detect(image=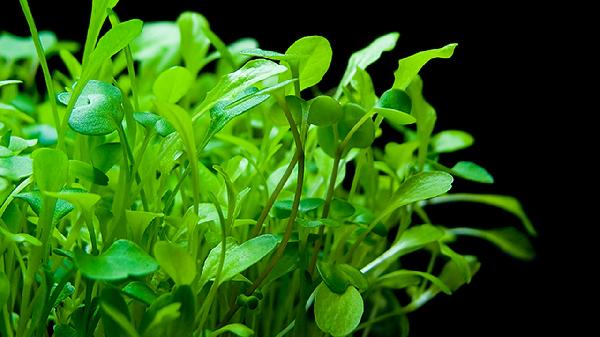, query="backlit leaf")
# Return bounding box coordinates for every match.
[314,283,363,337]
